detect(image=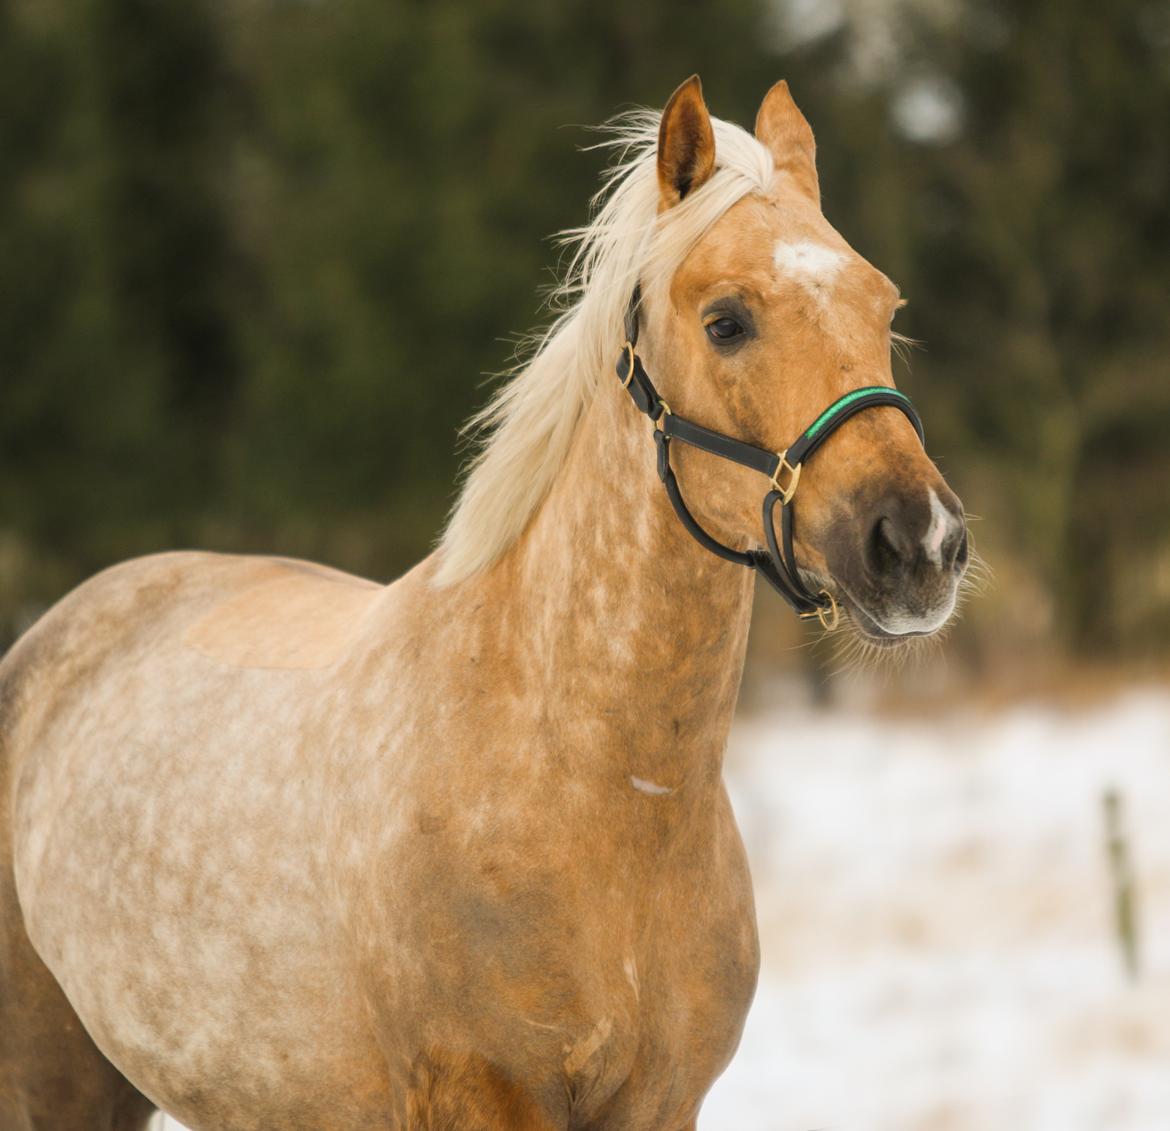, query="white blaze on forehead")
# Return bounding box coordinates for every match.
[773,239,848,296]
[923,487,954,567]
